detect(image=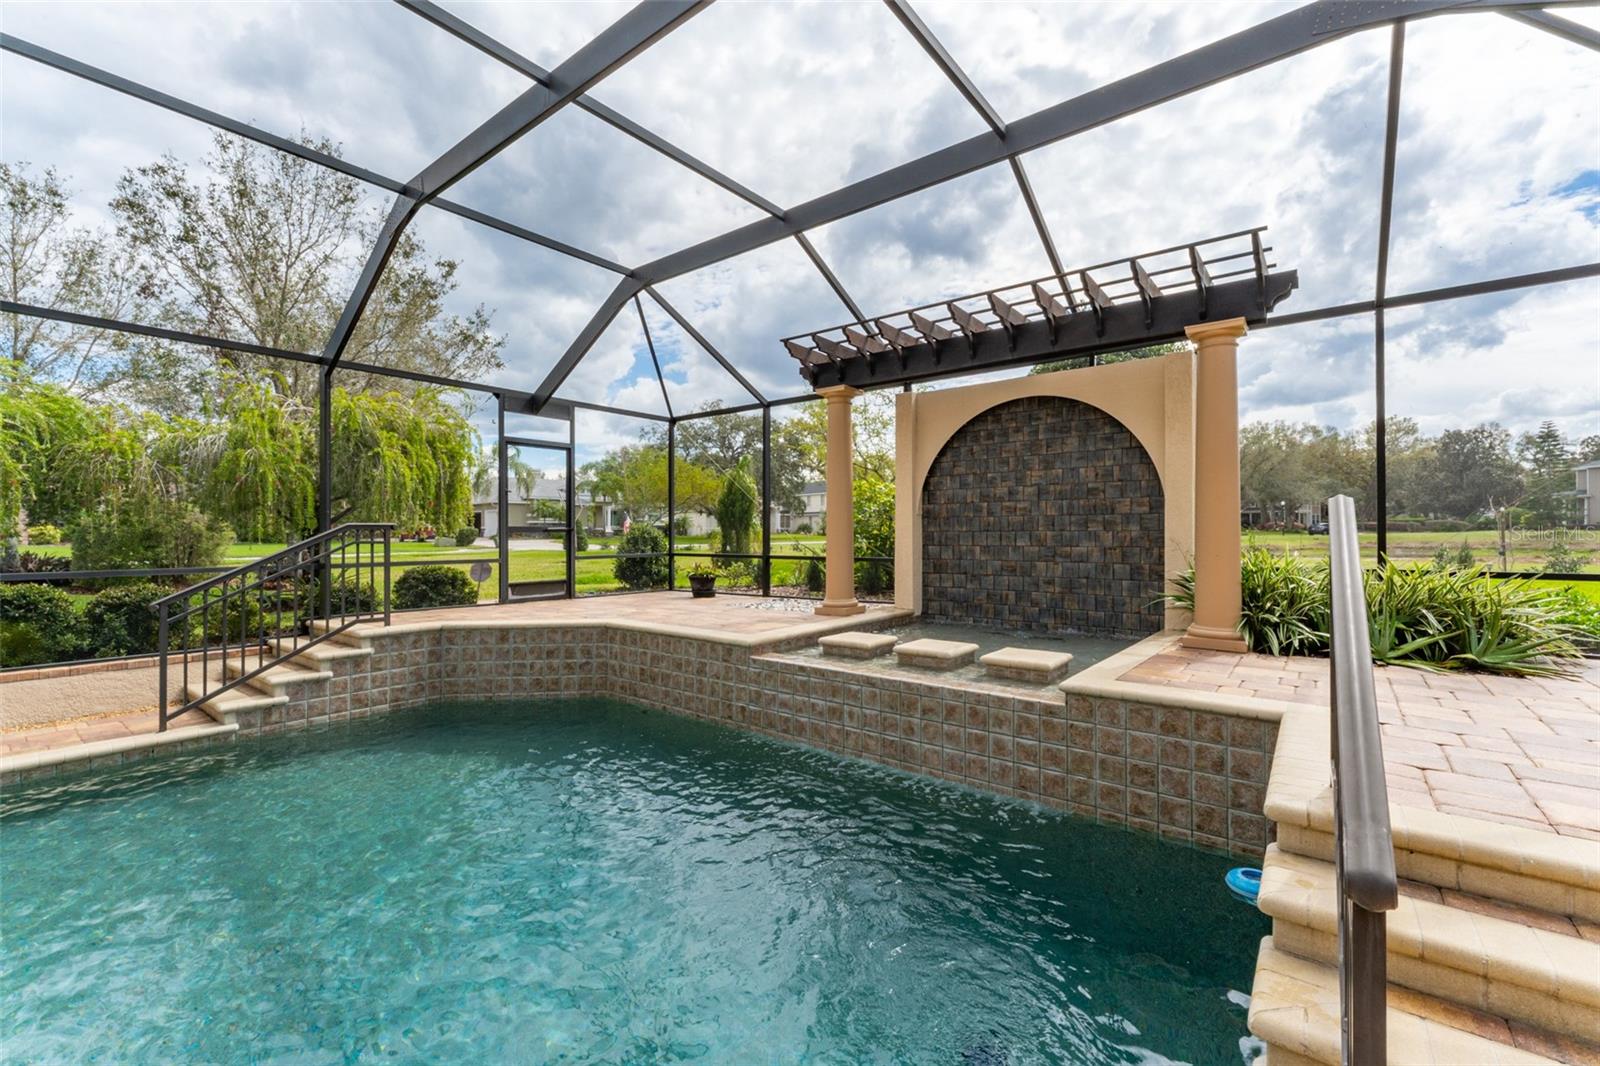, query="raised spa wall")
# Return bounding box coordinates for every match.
[6,619,1276,860]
